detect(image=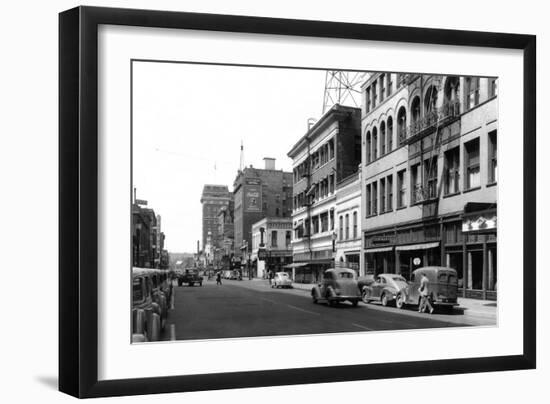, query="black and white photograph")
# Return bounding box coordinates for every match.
[131,62,499,342]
